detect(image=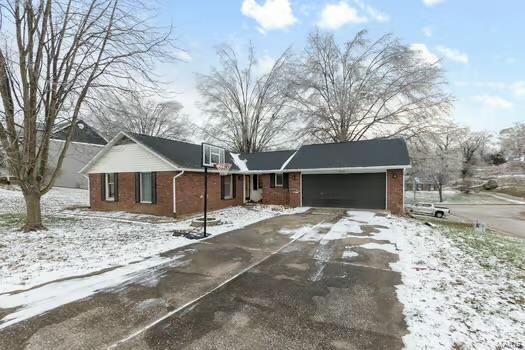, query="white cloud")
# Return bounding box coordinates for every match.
[241,0,297,32]
[423,0,444,7]
[317,1,367,29]
[511,81,525,97]
[473,95,513,109]
[174,51,192,63]
[436,46,469,64]
[410,43,439,65]
[354,0,389,22]
[422,26,432,37]
[317,1,388,30]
